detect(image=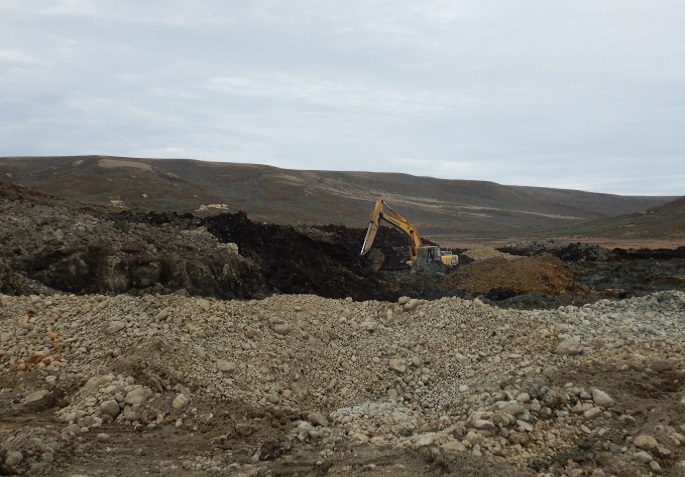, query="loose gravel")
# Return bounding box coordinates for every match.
[2,290,685,475]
